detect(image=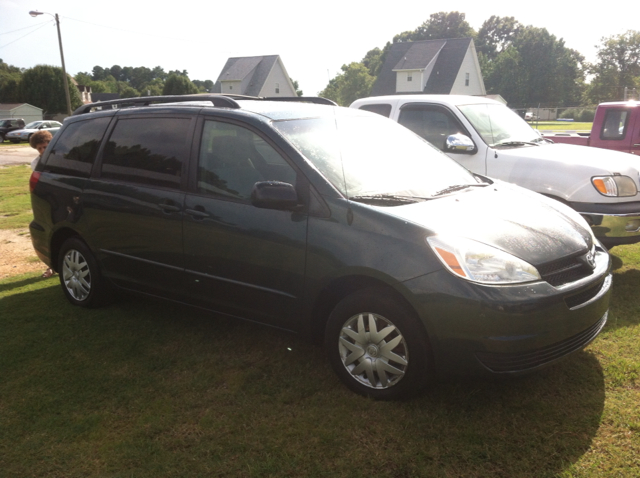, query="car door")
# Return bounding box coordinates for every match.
[182,118,307,330]
[397,103,489,175]
[83,114,194,299]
